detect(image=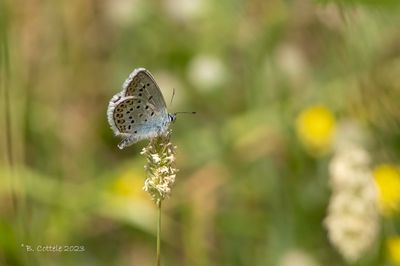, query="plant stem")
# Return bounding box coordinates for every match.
[157,200,162,266]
